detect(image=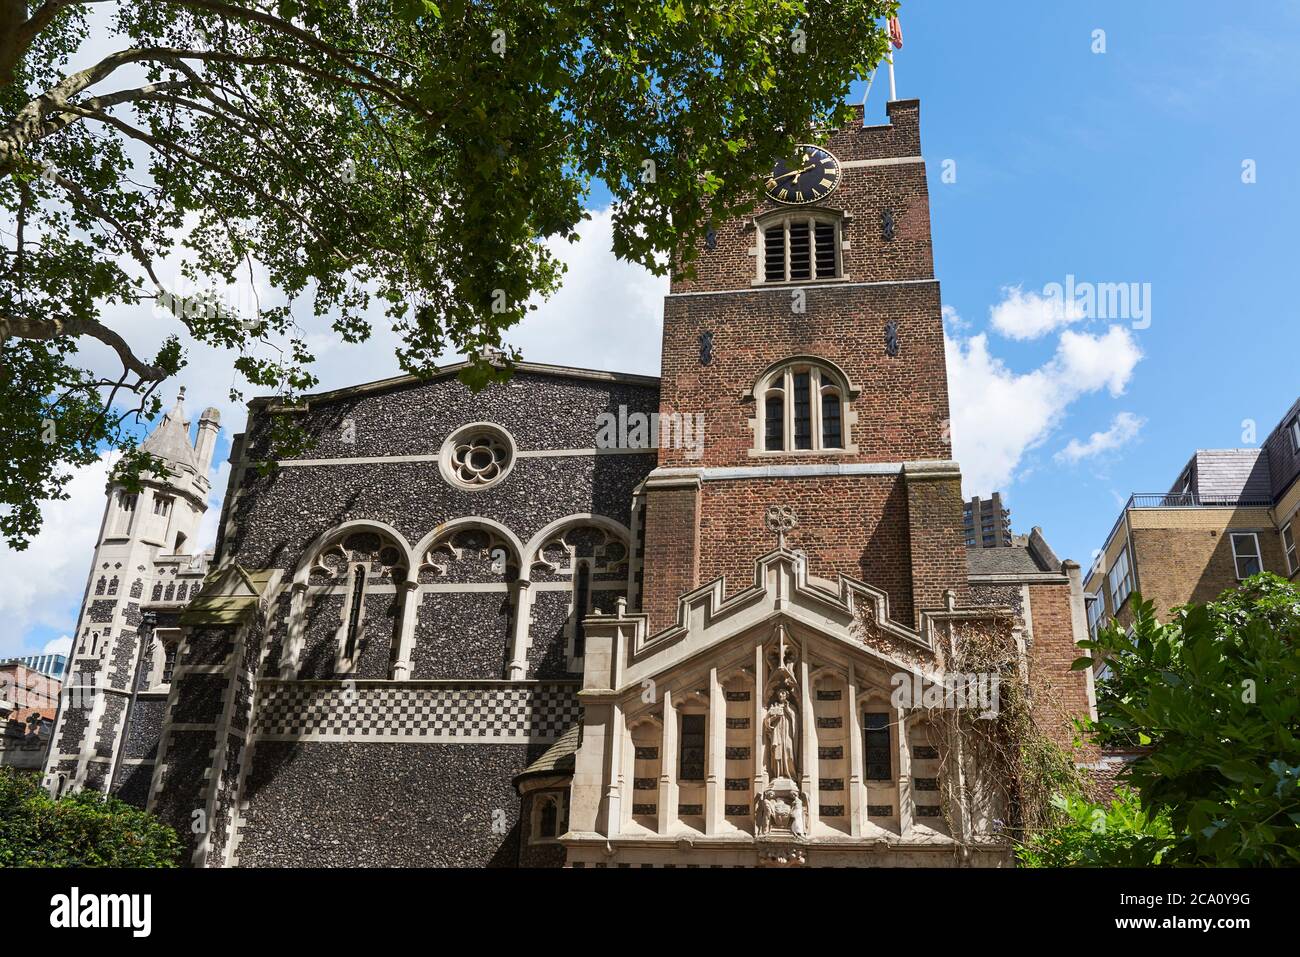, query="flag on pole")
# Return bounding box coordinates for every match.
[888,16,904,50]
